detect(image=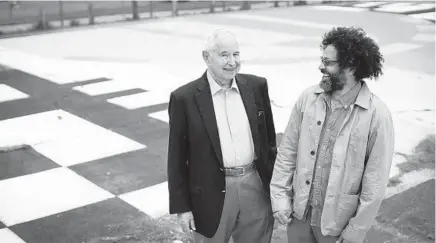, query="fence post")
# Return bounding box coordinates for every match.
[172,0,178,17]
[274,1,279,7]
[59,1,64,27]
[88,2,95,24]
[150,0,153,18]
[39,7,47,29]
[8,2,14,23]
[210,0,215,13]
[240,1,250,10]
[132,1,139,20]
